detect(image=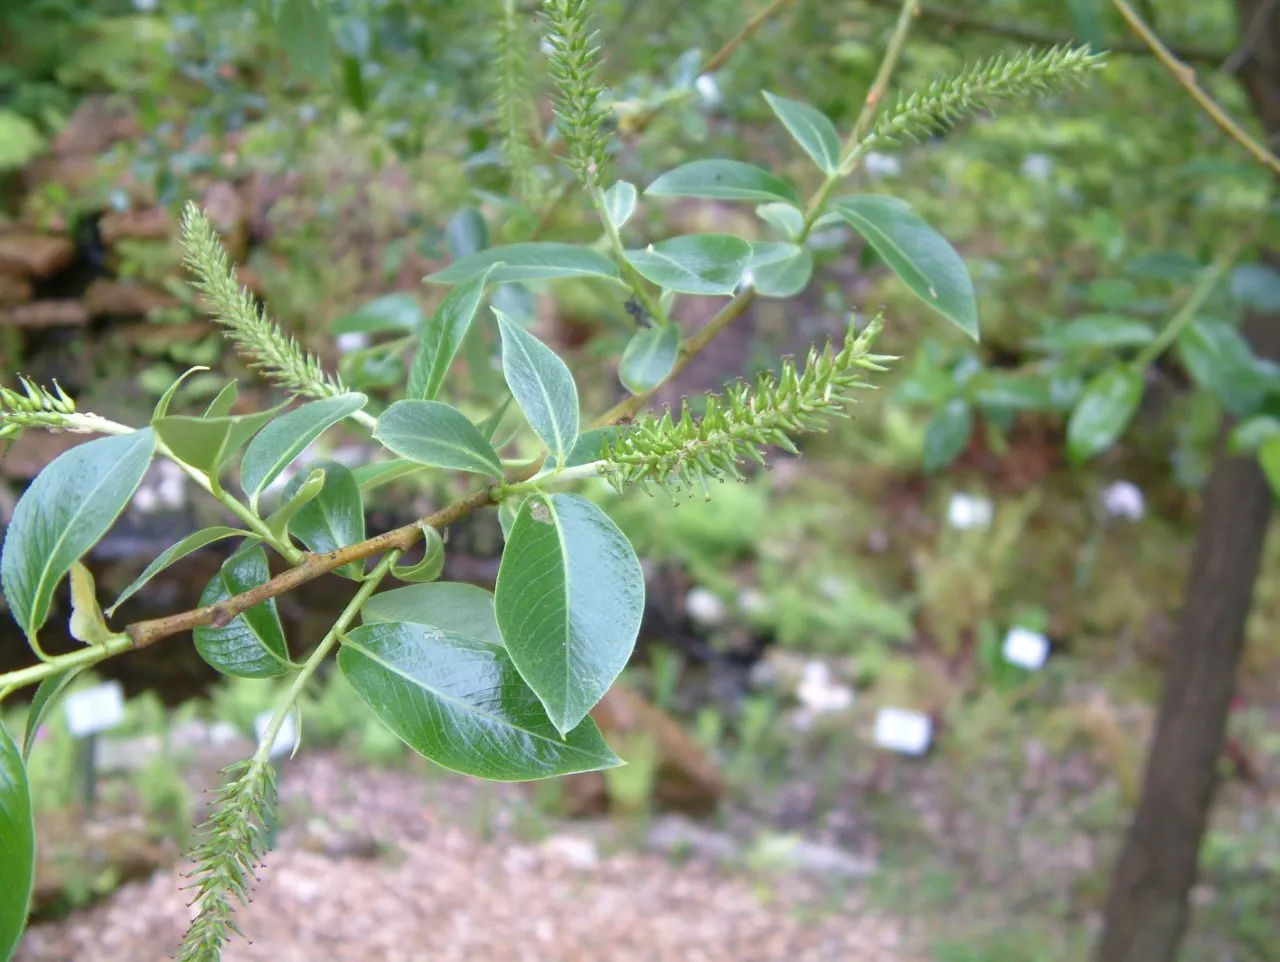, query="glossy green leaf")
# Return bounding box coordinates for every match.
[1178,319,1272,416]
[362,582,501,644]
[646,160,798,204]
[22,668,85,760]
[407,268,493,401]
[352,459,427,492]
[193,545,292,678]
[547,426,622,470]
[266,468,326,539]
[495,309,580,466]
[602,181,638,230]
[1028,315,1156,353]
[151,366,209,420]
[625,234,753,296]
[1231,263,1280,312]
[445,208,489,259]
[203,381,239,417]
[762,91,841,175]
[746,242,814,298]
[391,525,444,584]
[0,725,34,961]
[240,393,367,501]
[285,460,366,579]
[495,493,645,735]
[154,402,287,480]
[108,526,254,616]
[427,243,620,285]
[619,324,680,394]
[756,202,805,240]
[1066,367,1143,463]
[1260,438,1280,499]
[277,0,332,83]
[922,399,973,472]
[373,400,503,477]
[339,623,621,781]
[331,294,425,335]
[1,429,156,645]
[831,195,979,340]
